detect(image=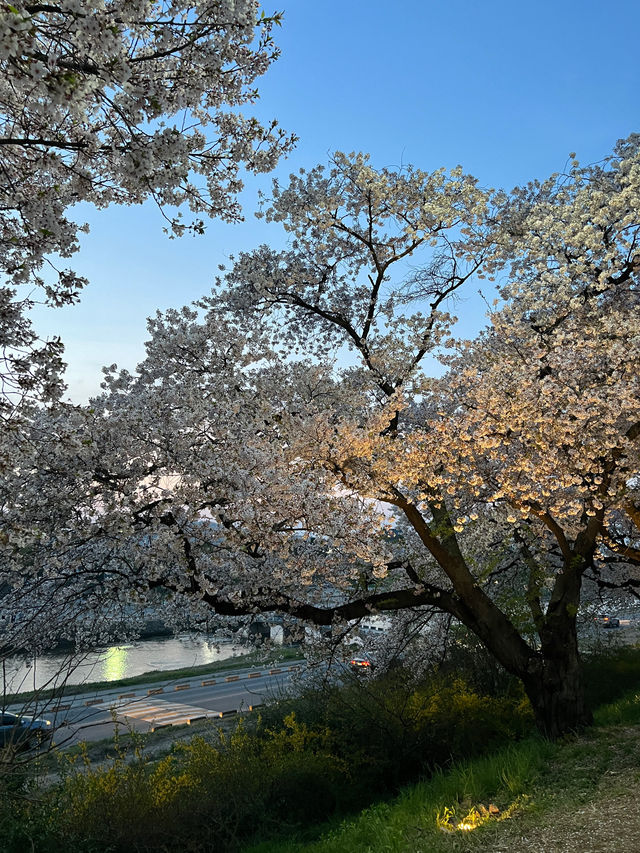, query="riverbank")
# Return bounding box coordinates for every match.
[3,649,640,853]
[3,646,302,706]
